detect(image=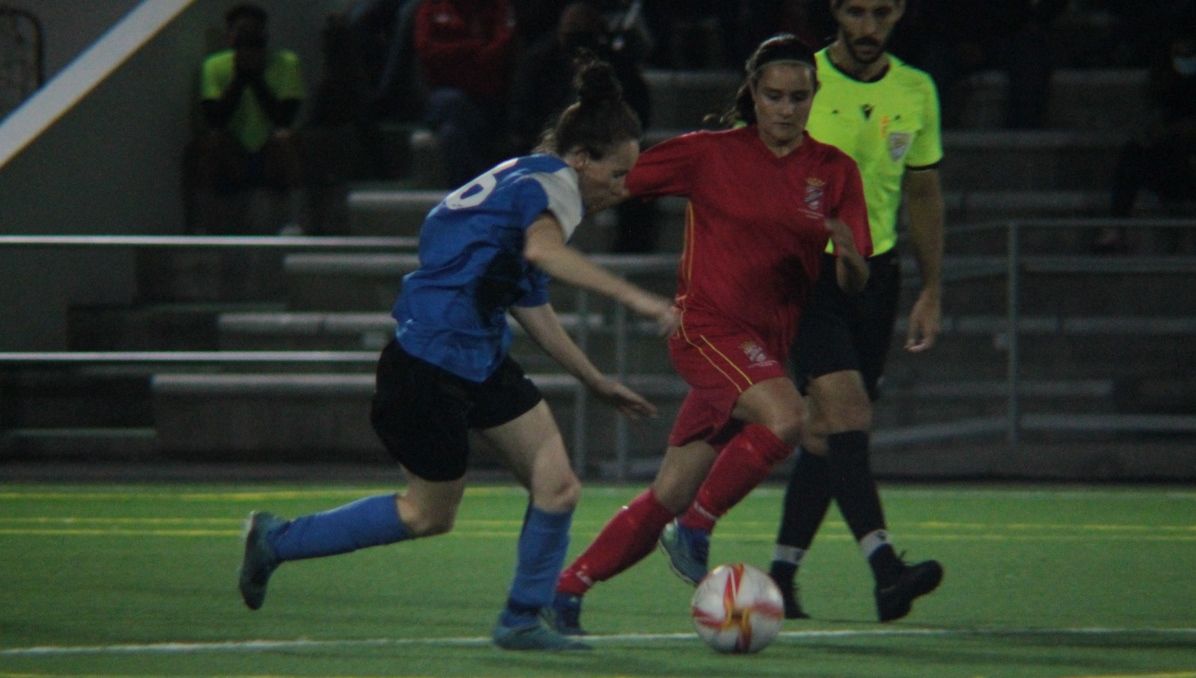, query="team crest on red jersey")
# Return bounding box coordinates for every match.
[740,340,777,368]
[800,177,825,218]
